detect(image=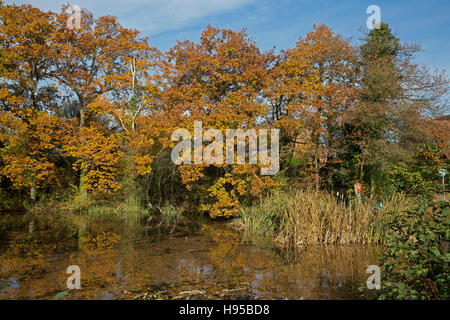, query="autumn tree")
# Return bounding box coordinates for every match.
[0,3,65,204]
[0,3,159,201]
[162,26,277,217]
[50,6,156,195]
[51,7,149,129]
[266,25,359,189]
[87,49,172,204]
[0,3,59,112]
